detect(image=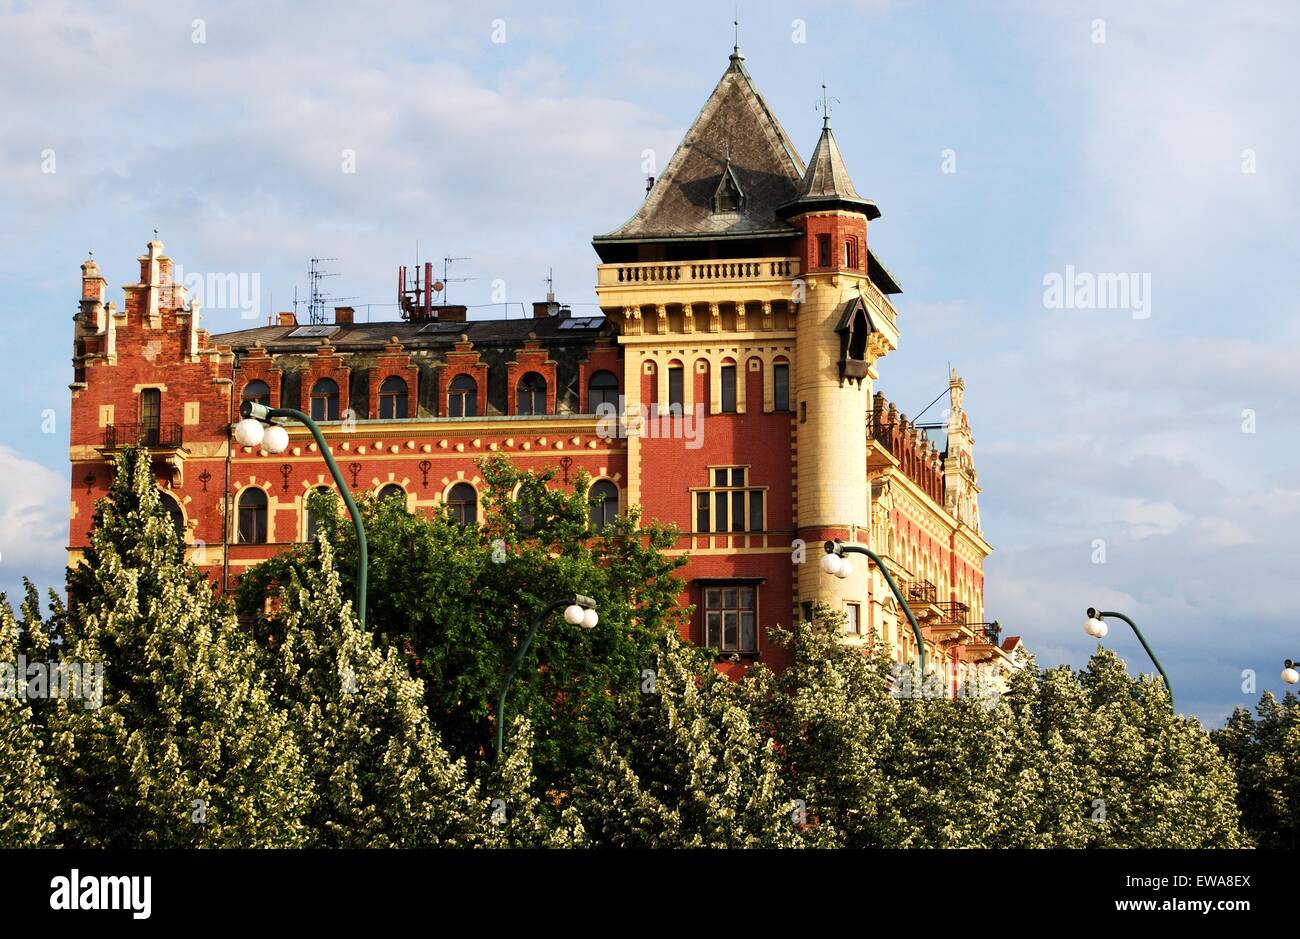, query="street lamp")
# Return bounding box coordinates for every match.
[237,400,369,631]
[822,539,926,676]
[1083,607,1174,711]
[1282,660,1299,685]
[496,593,598,760]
